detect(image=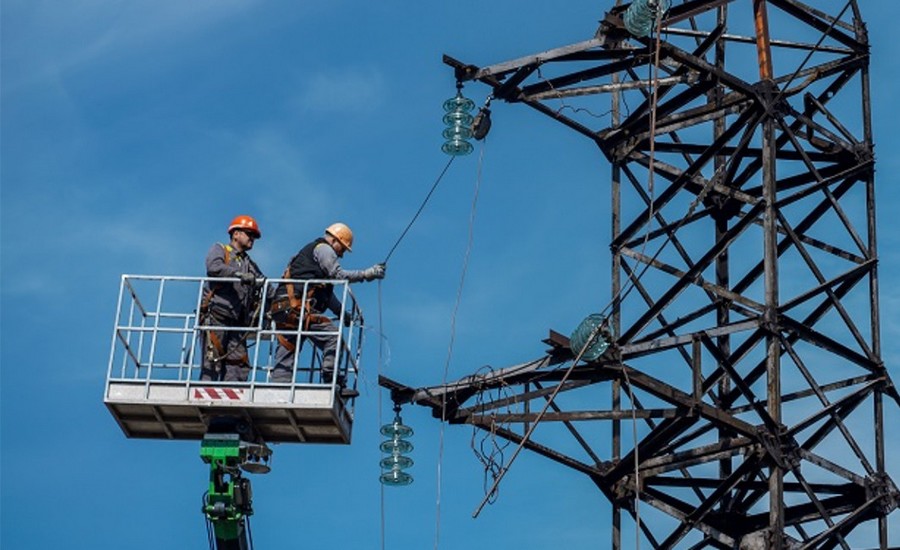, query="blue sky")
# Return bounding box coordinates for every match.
[3,1,900,549]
